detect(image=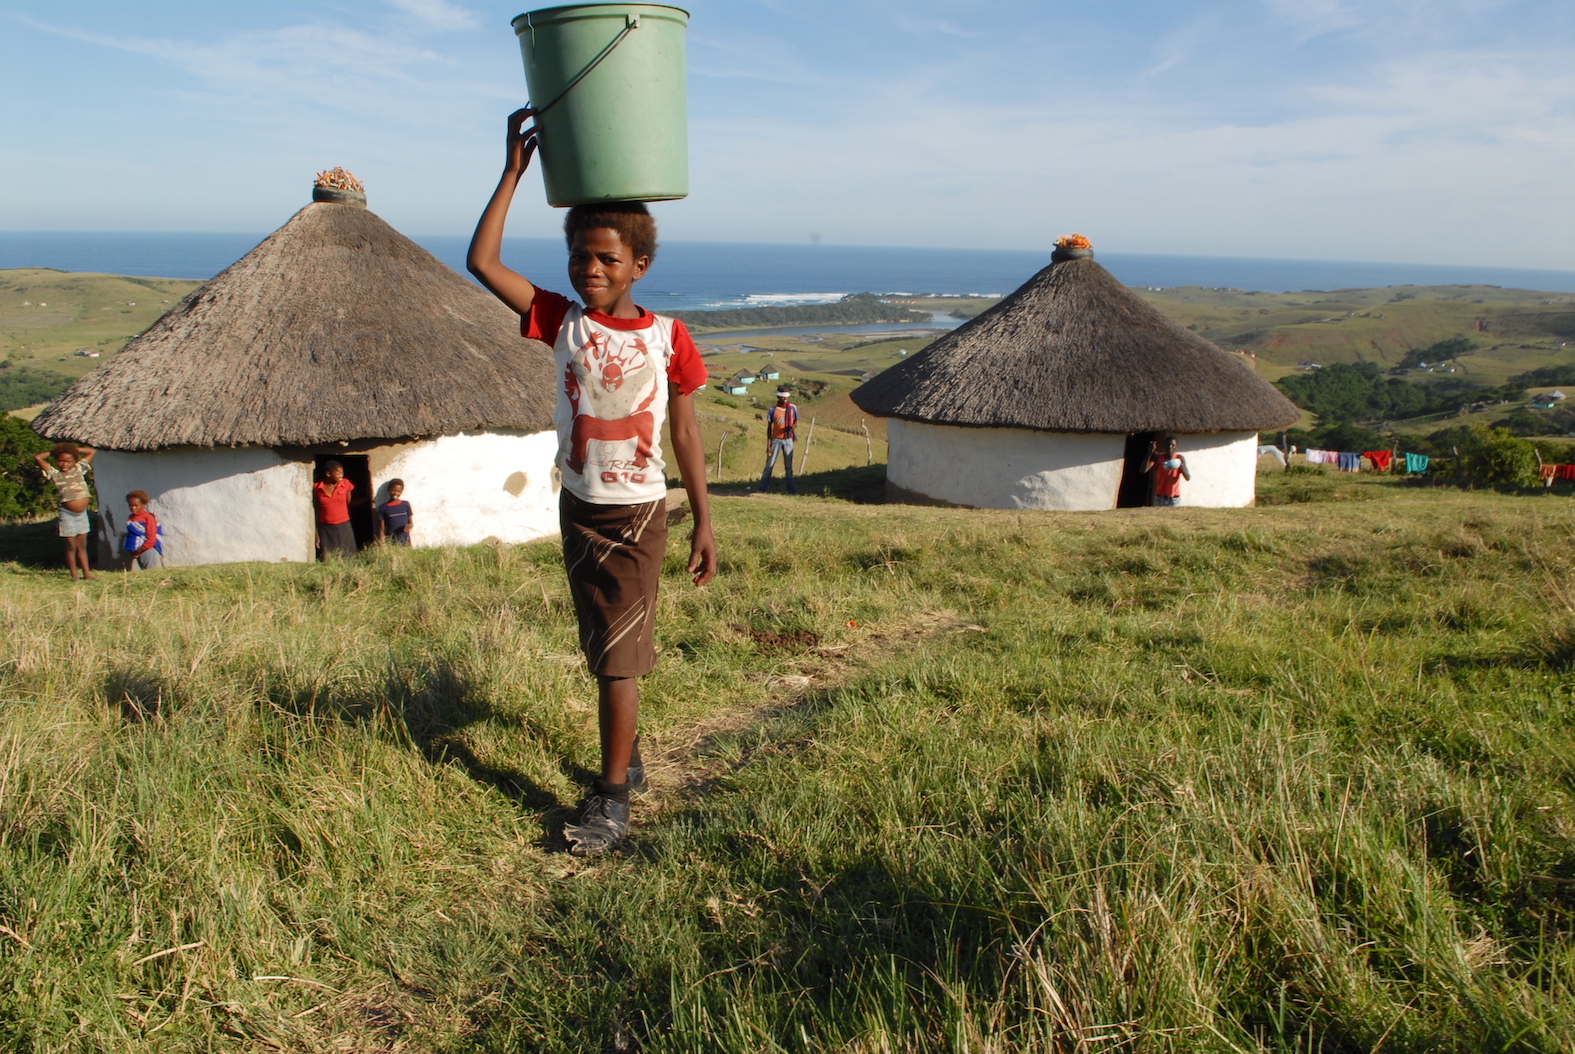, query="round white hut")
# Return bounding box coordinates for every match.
[32,181,560,567]
[850,243,1300,510]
